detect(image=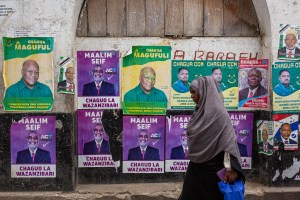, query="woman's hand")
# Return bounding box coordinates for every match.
[224,170,238,183]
